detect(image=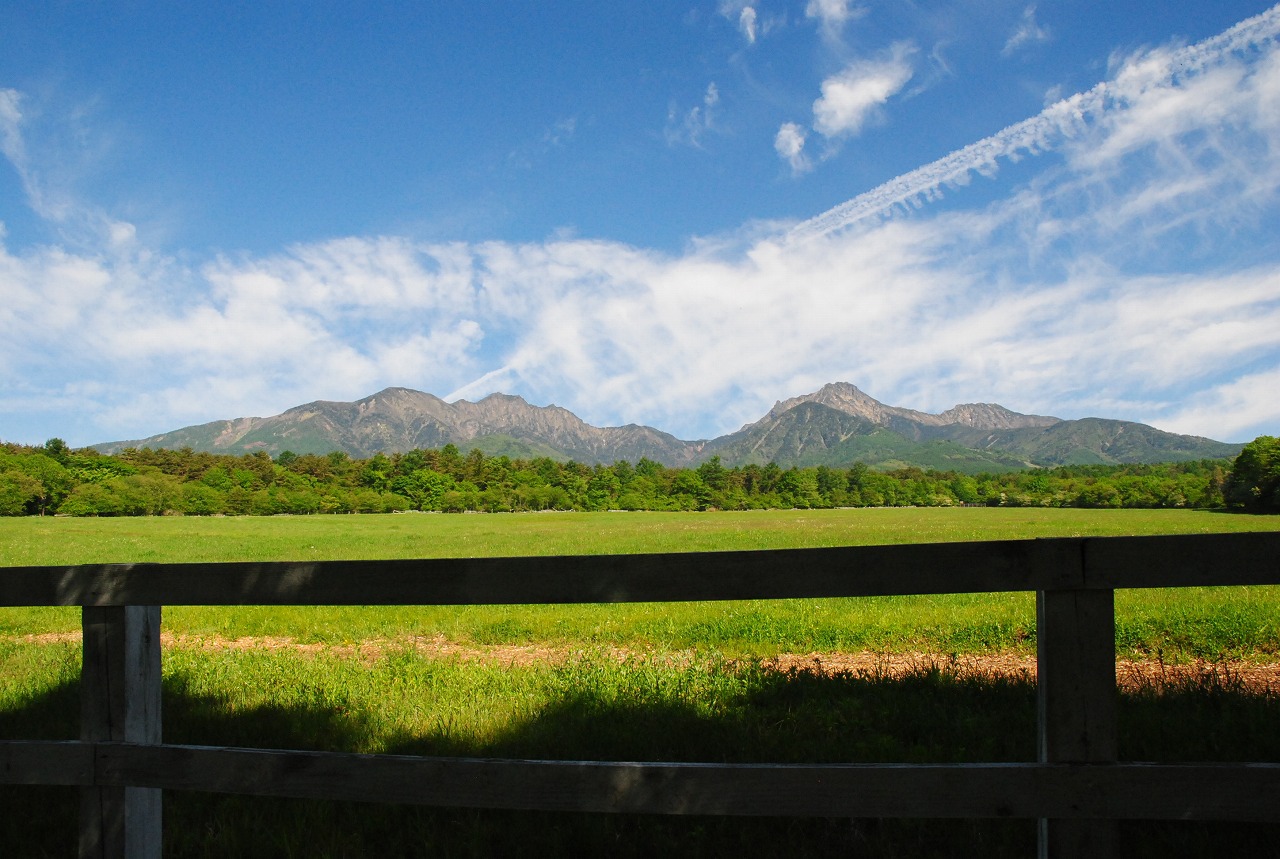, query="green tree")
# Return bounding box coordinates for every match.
[464,448,487,484]
[240,451,277,486]
[201,467,235,491]
[635,457,663,479]
[360,453,394,491]
[58,483,123,516]
[42,437,70,463]
[111,473,185,515]
[0,453,74,514]
[586,465,622,511]
[0,470,43,515]
[1225,436,1280,512]
[181,483,226,515]
[391,469,455,510]
[669,470,710,510]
